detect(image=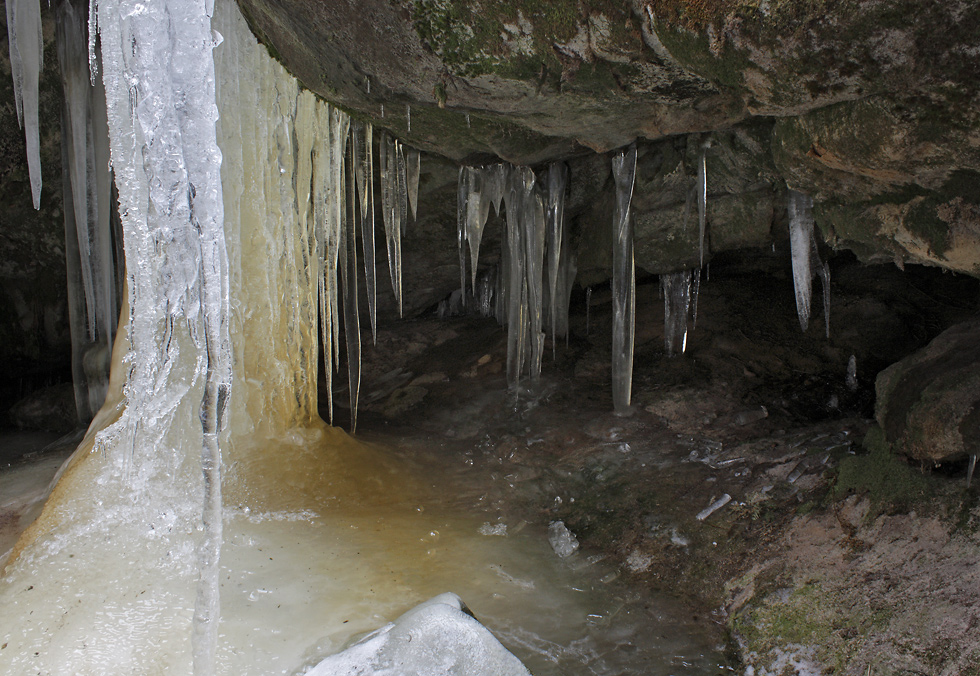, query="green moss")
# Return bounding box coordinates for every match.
[829,427,936,515]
